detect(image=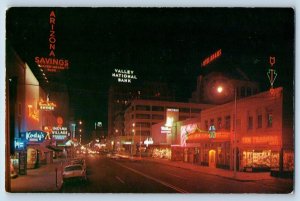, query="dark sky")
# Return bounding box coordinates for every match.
[6,7,294,131]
